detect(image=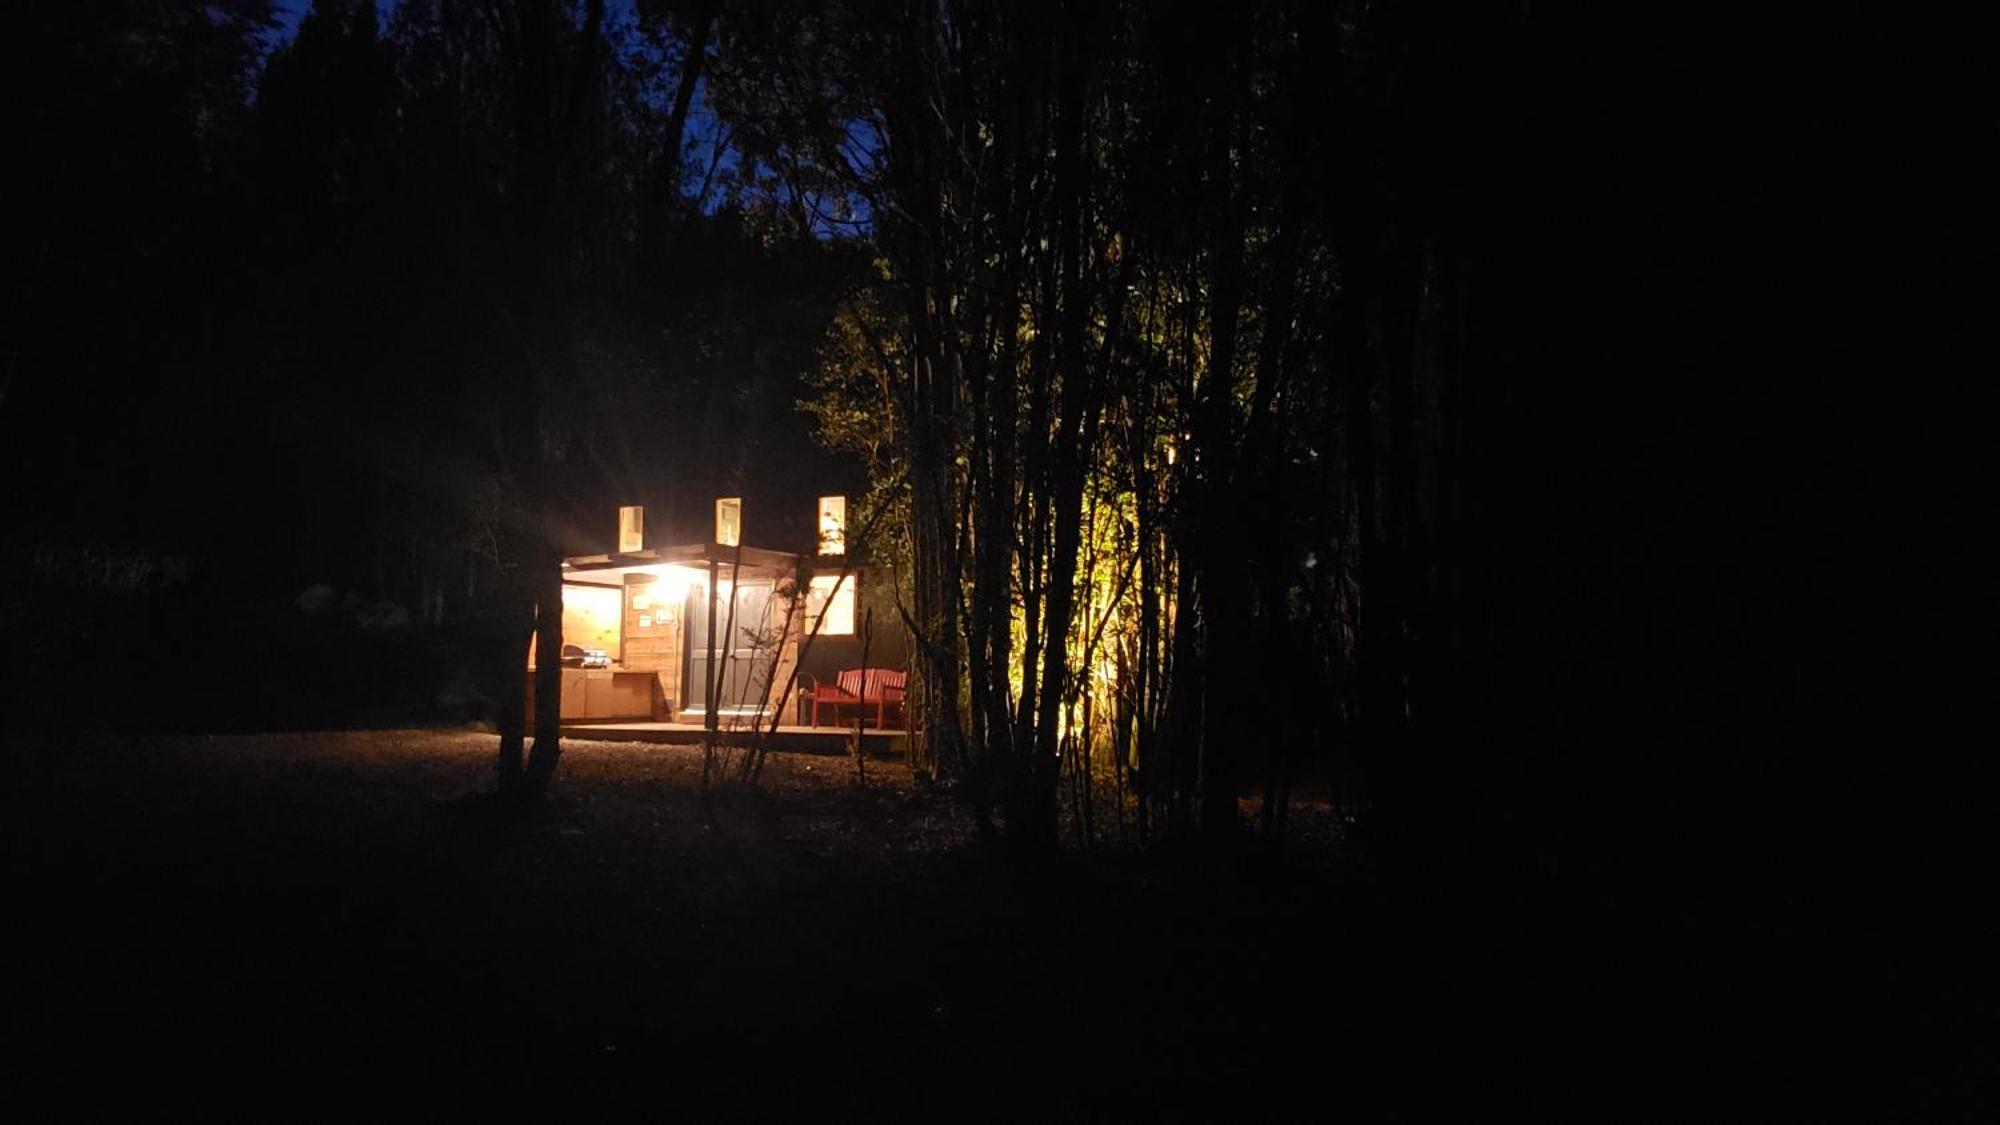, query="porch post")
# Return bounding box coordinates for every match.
[704,554,719,734]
